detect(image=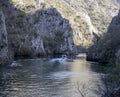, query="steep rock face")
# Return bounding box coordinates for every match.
[0,0,46,57]
[87,10,120,63]
[0,0,76,56]
[34,8,75,54]
[0,11,13,65]
[3,0,119,51]
[45,0,119,48]
[0,0,119,62]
